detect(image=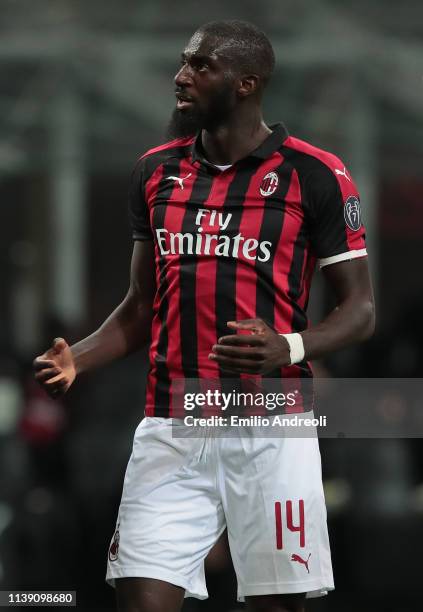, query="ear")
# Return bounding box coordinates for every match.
[237,74,260,98]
